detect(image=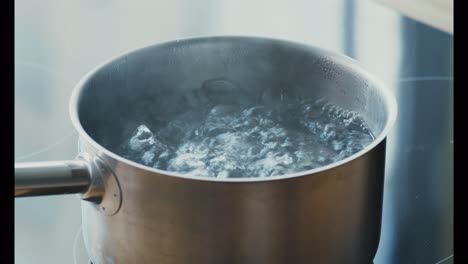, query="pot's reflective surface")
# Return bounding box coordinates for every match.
[81,141,386,264]
[72,37,394,264]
